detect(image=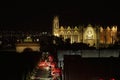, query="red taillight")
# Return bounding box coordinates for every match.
[110,78,115,80]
